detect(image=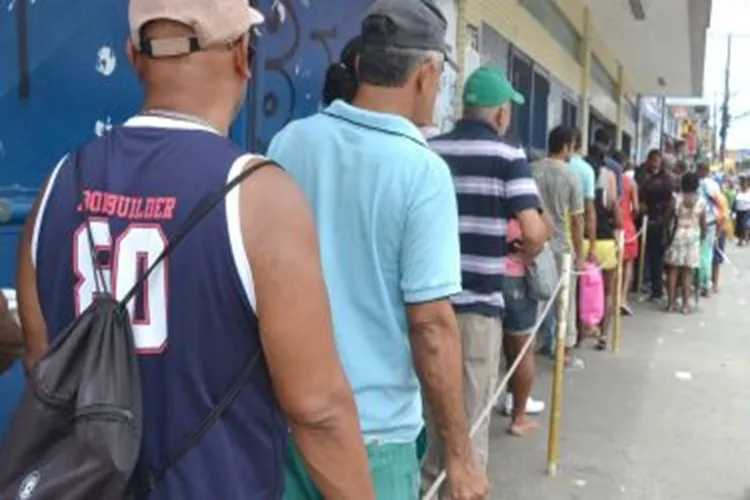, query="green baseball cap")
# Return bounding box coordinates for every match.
[463,65,525,107]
